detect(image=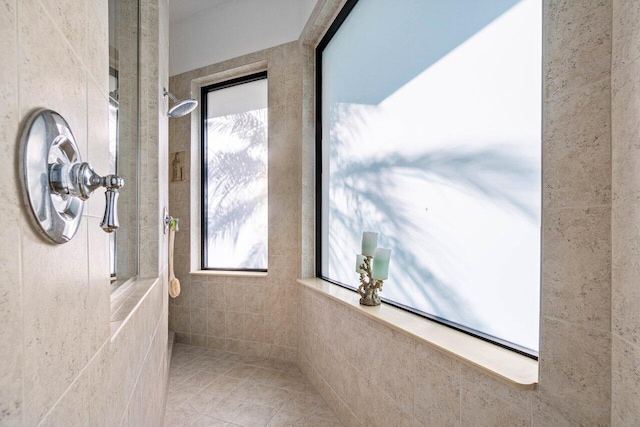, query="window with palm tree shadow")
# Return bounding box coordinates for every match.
[201,72,268,272]
[317,0,541,357]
